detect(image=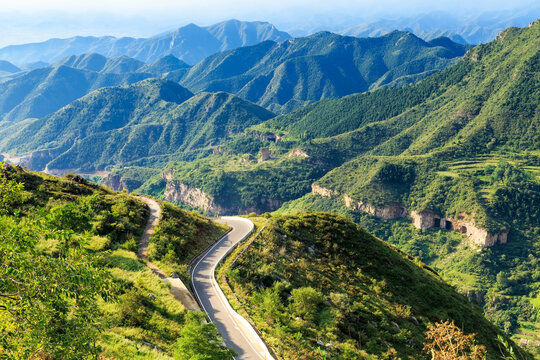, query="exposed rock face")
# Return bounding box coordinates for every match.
[20,146,67,171]
[311,184,508,248]
[312,185,406,220]
[288,149,309,158]
[411,210,509,247]
[343,194,407,220]
[311,184,338,197]
[164,181,219,215]
[104,174,129,191]
[163,180,282,215]
[259,148,271,162]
